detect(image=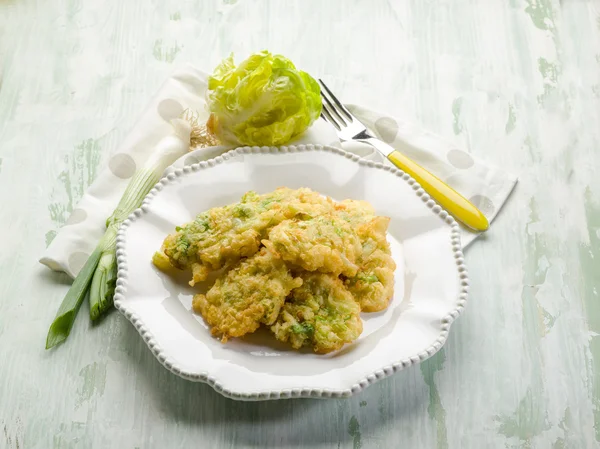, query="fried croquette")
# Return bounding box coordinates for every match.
[264,214,362,277]
[155,188,397,351]
[192,248,302,342]
[344,216,396,312]
[333,199,376,225]
[160,187,333,284]
[270,273,363,353]
[333,201,396,312]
